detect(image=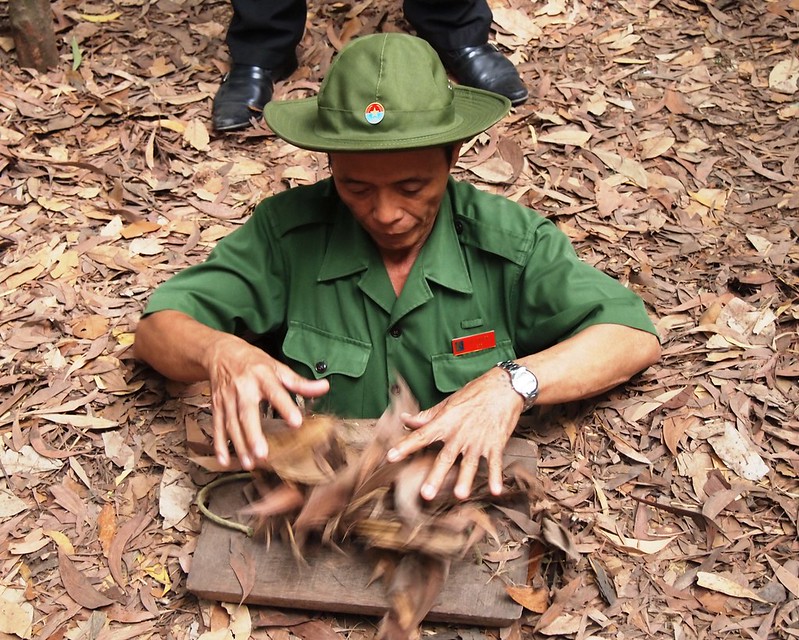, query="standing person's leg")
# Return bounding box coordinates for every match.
[213,0,307,131]
[403,0,527,106]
